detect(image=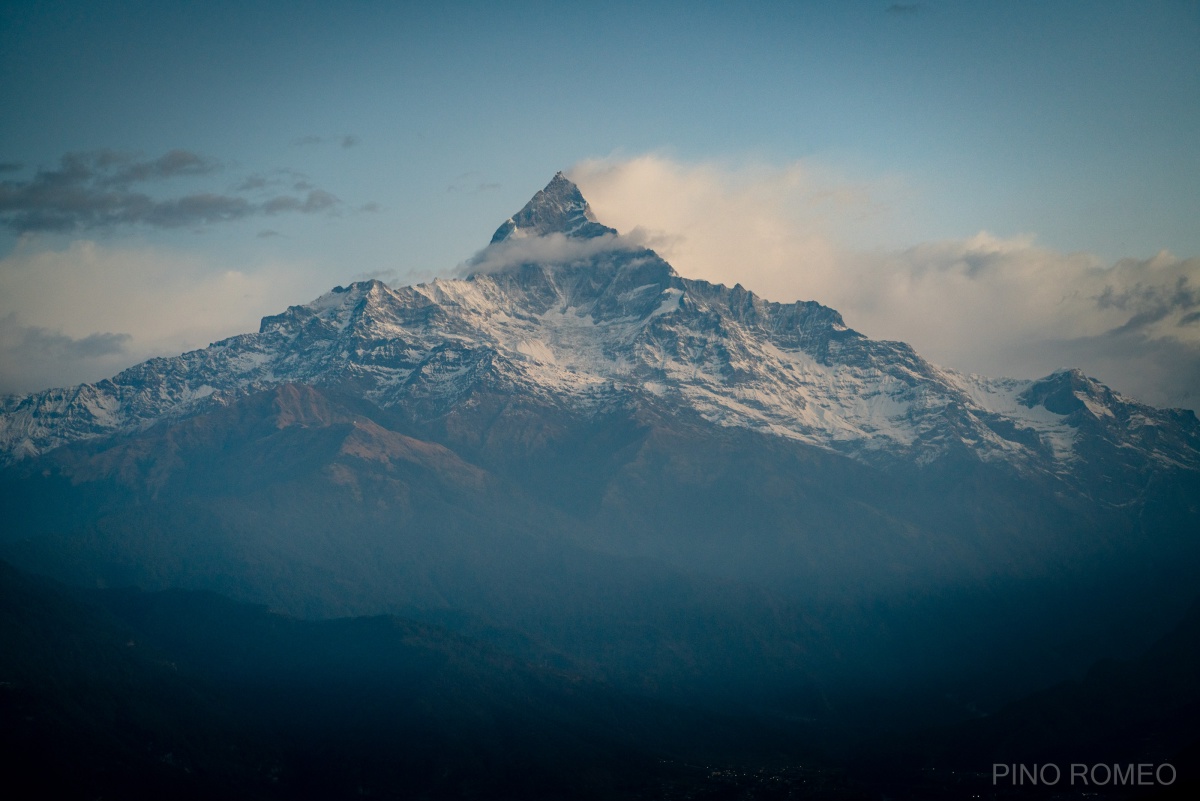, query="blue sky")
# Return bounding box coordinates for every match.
[2,1,1199,406]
